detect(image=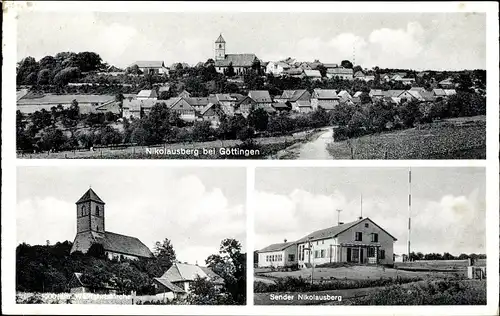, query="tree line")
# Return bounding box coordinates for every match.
[405,251,486,261]
[16,238,246,305]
